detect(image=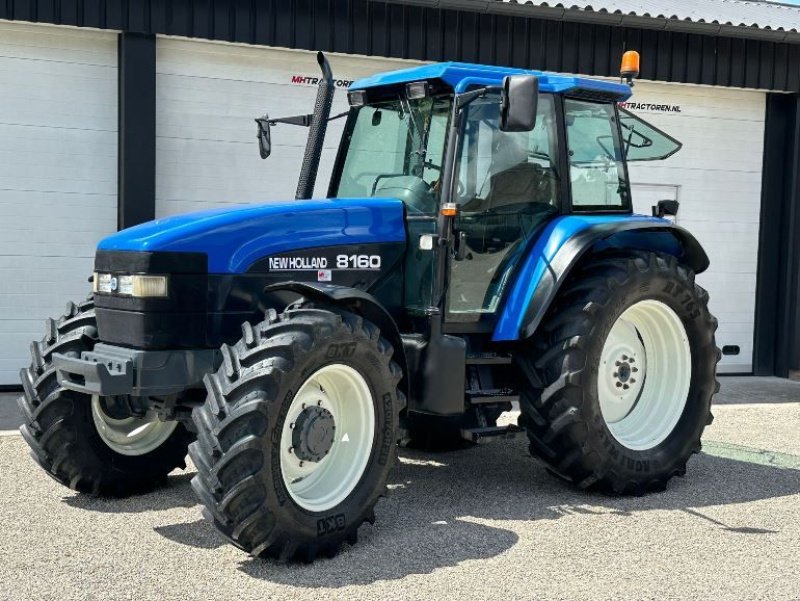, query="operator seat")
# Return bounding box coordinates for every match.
[462,137,554,252]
